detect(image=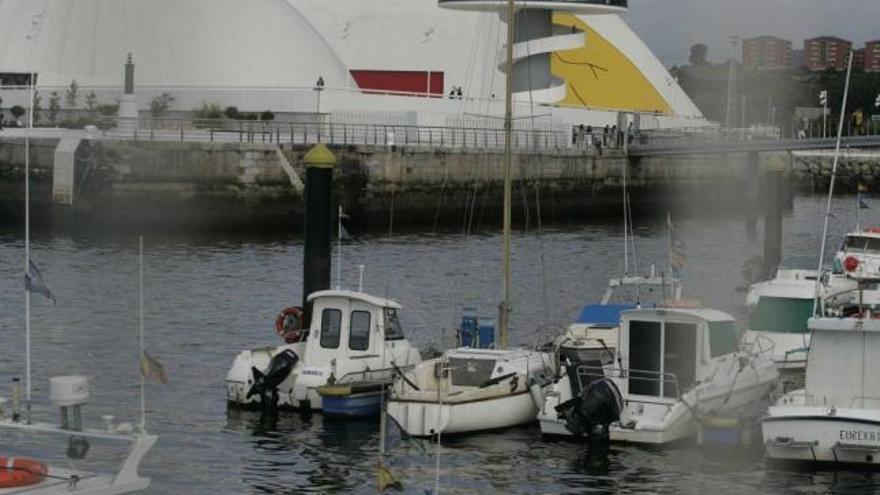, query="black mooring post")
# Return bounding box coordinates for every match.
[764,162,784,280]
[302,143,337,325]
